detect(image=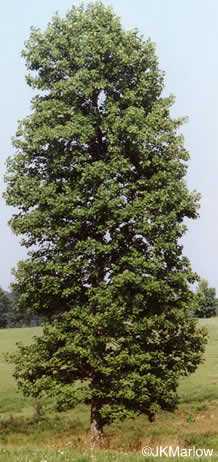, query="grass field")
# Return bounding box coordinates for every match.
[0,318,218,460]
[0,327,42,415]
[0,450,216,462]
